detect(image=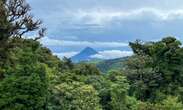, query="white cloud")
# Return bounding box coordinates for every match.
[72,8,183,25]
[53,52,78,59]
[54,50,133,60]
[41,37,129,48]
[90,50,133,59]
